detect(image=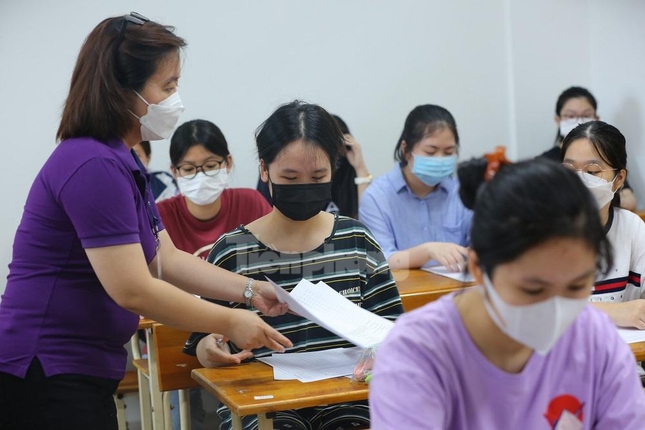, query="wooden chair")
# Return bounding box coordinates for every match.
[134,323,201,430]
